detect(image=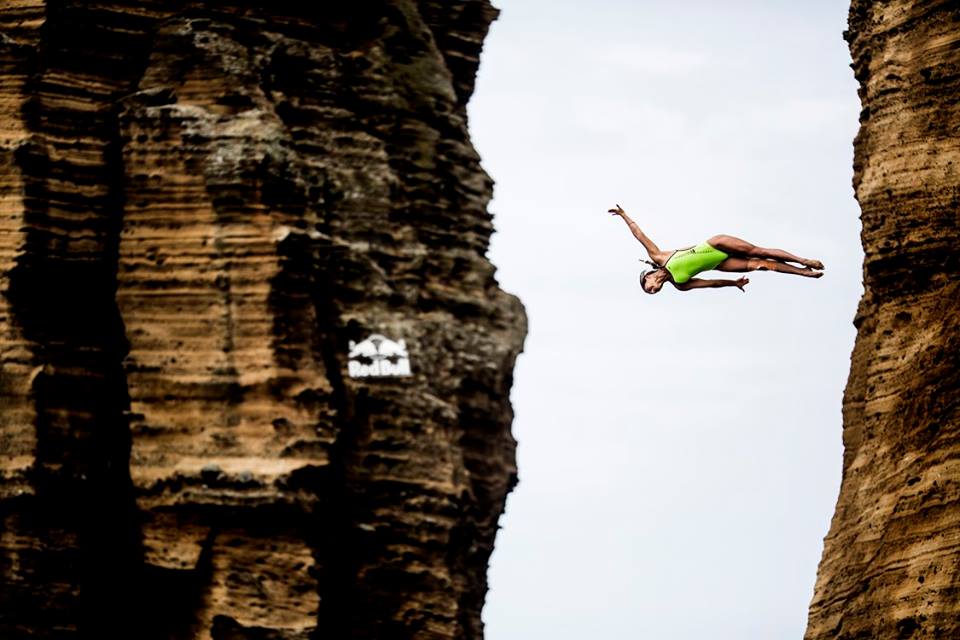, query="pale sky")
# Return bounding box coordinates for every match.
[468,1,862,638]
